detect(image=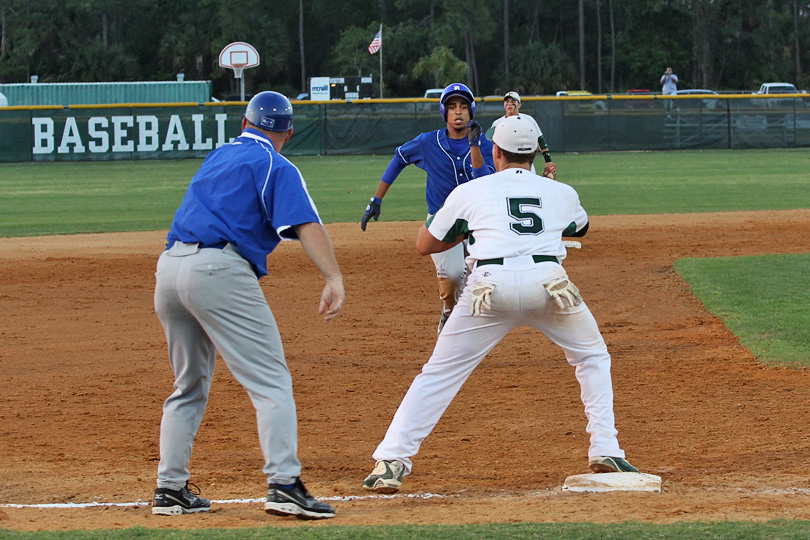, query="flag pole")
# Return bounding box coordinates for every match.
[378,24,384,99]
